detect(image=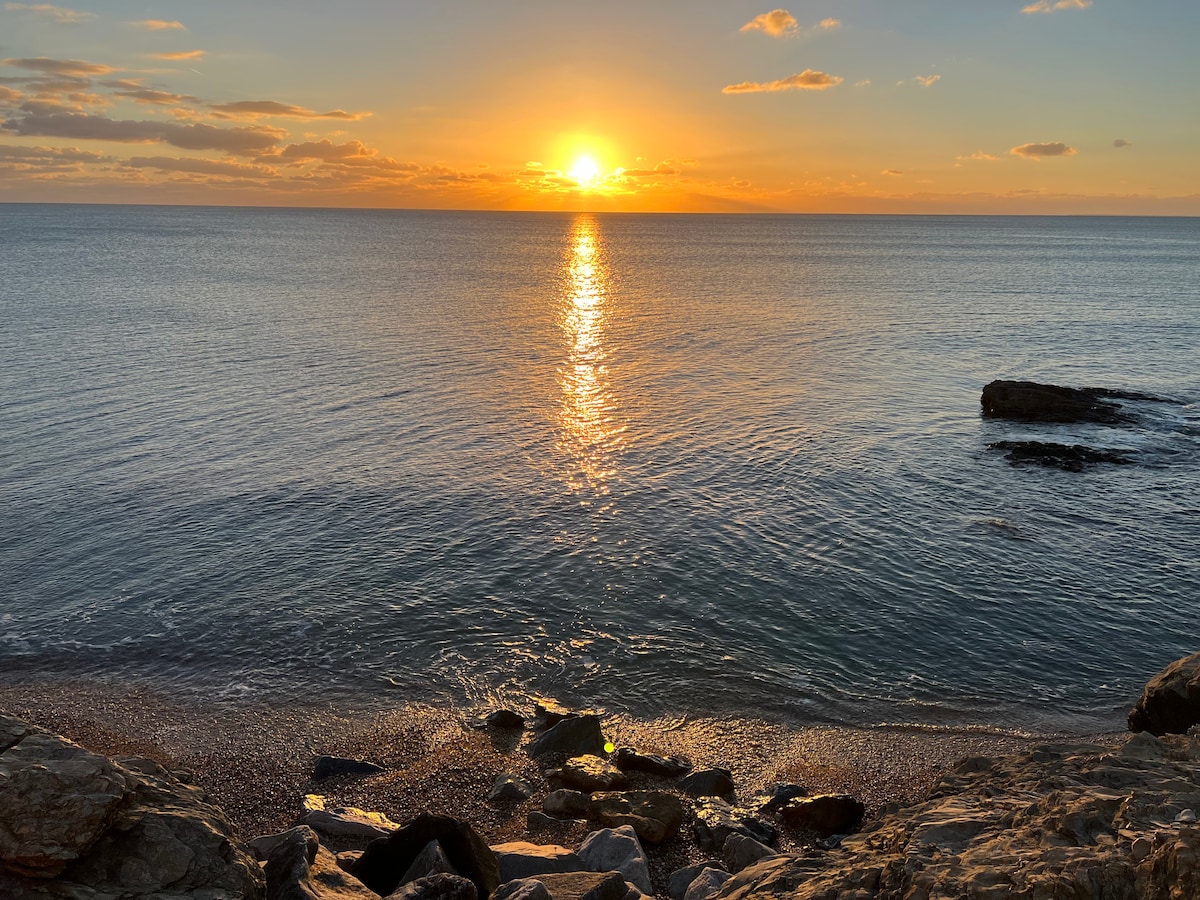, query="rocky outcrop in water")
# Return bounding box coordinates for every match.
[1129,651,1200,736]
[981,380,1146,424]
[989,439,1134,471]
[0,714,264,898]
